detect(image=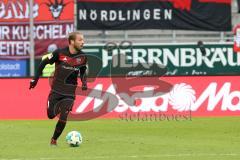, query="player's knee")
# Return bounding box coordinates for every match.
[59,109,69,121]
